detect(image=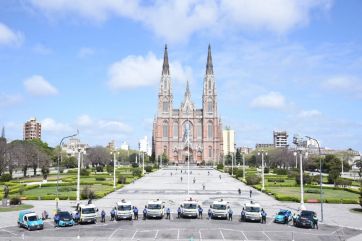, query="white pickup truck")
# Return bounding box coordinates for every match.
[180,199,198,218]
[115,200,133,221]
[243,201,262,222]
[210,200,229,219]
[146,200,165,219]
[78,204,98,224]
